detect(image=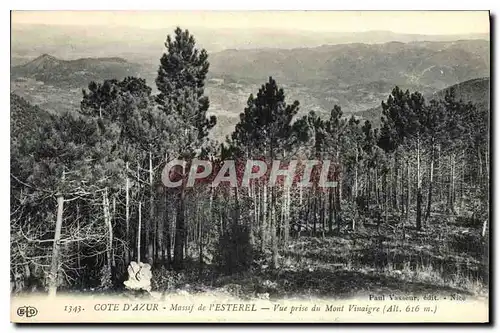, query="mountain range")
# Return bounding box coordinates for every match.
[11,24,490,65]
[11,54,142,88]
[10,37,490,142]
[357,77,490,127]
[208,40,489,87]
[10,76,490,145]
